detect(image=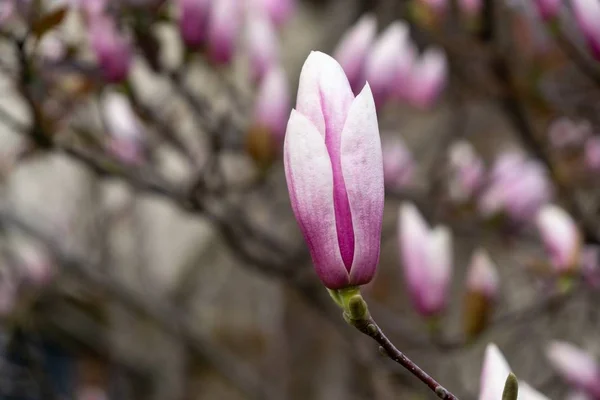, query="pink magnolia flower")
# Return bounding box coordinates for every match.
[585,136,600,172]
[247,0,295,27]
[15,241,54,286]
[572,0,600,60]
[364,21,409,108]
[102,92,145,164]
[536,205,581,273]
[333,13,377,95]
[207,0,241,64]
[466,248,499,299]
[253,65,289,141]
[245,10,279,83]
[382,136,414,190]
[581,245,600,287]
[178,0,212,48]
[547,117,591,150]
[533,0,560,21]
[393,35,416,101]
[399,203,452,317]
[546,341,600,397]
[421,0,447,13]
[479,343,549,400]
[448,140,484,203]
[406,47,448,109]
[479,152,552,223]
[89,14,133,83]
[283,51,384,289]
[459,0,482,16]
